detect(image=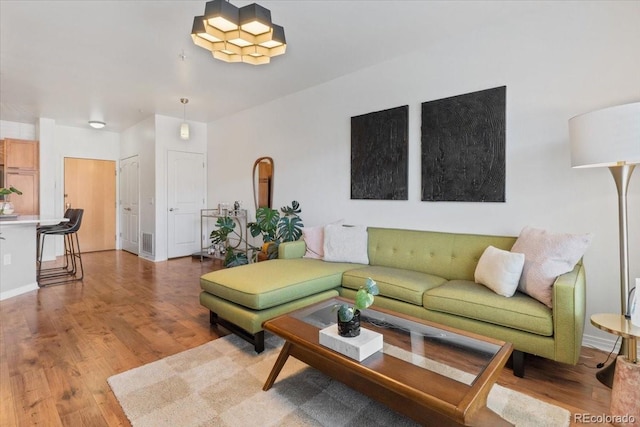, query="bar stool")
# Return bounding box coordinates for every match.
[37,208,84,286]
[36,208,73,259]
